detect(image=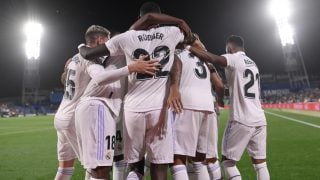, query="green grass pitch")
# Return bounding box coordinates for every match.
[0,109,319,179]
